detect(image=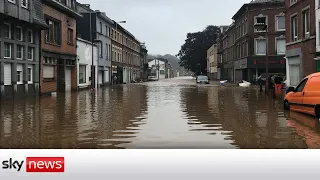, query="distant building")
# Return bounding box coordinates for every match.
[207,44,219,80]
[148,59,166,80]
